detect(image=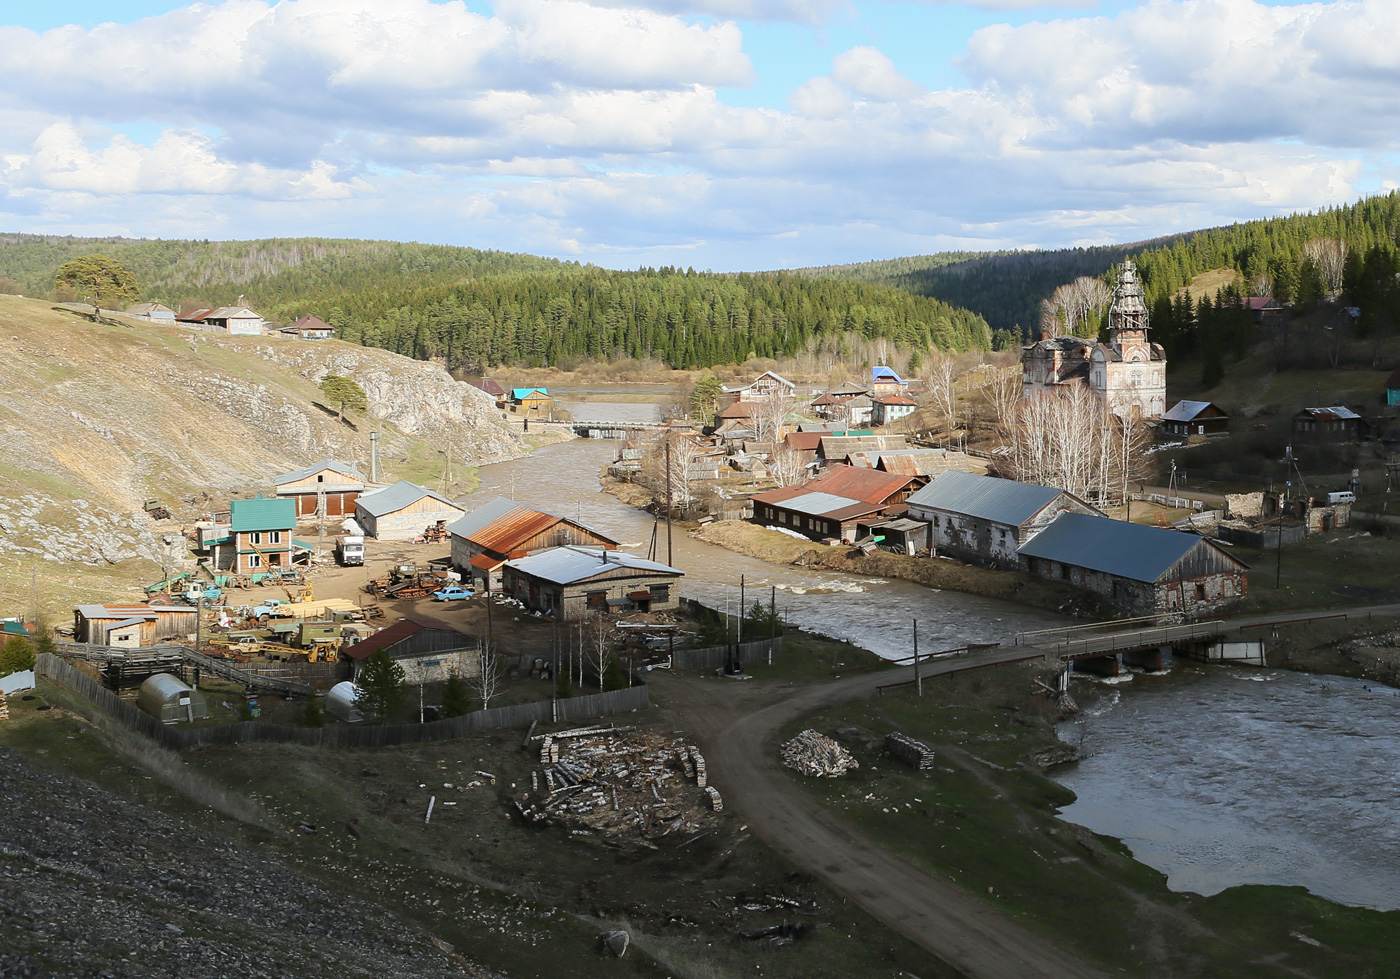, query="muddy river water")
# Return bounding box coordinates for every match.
[473,424,1400,911]
[1056,665,1400,909]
